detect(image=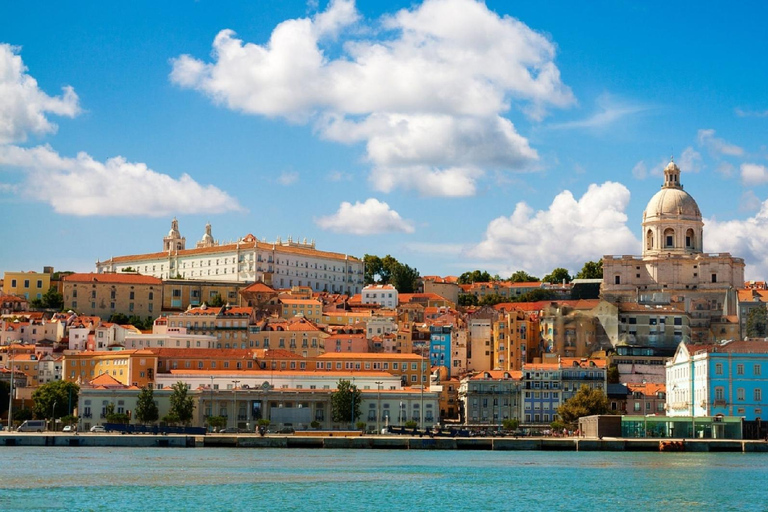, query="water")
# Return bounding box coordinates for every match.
[1,448,765,511]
